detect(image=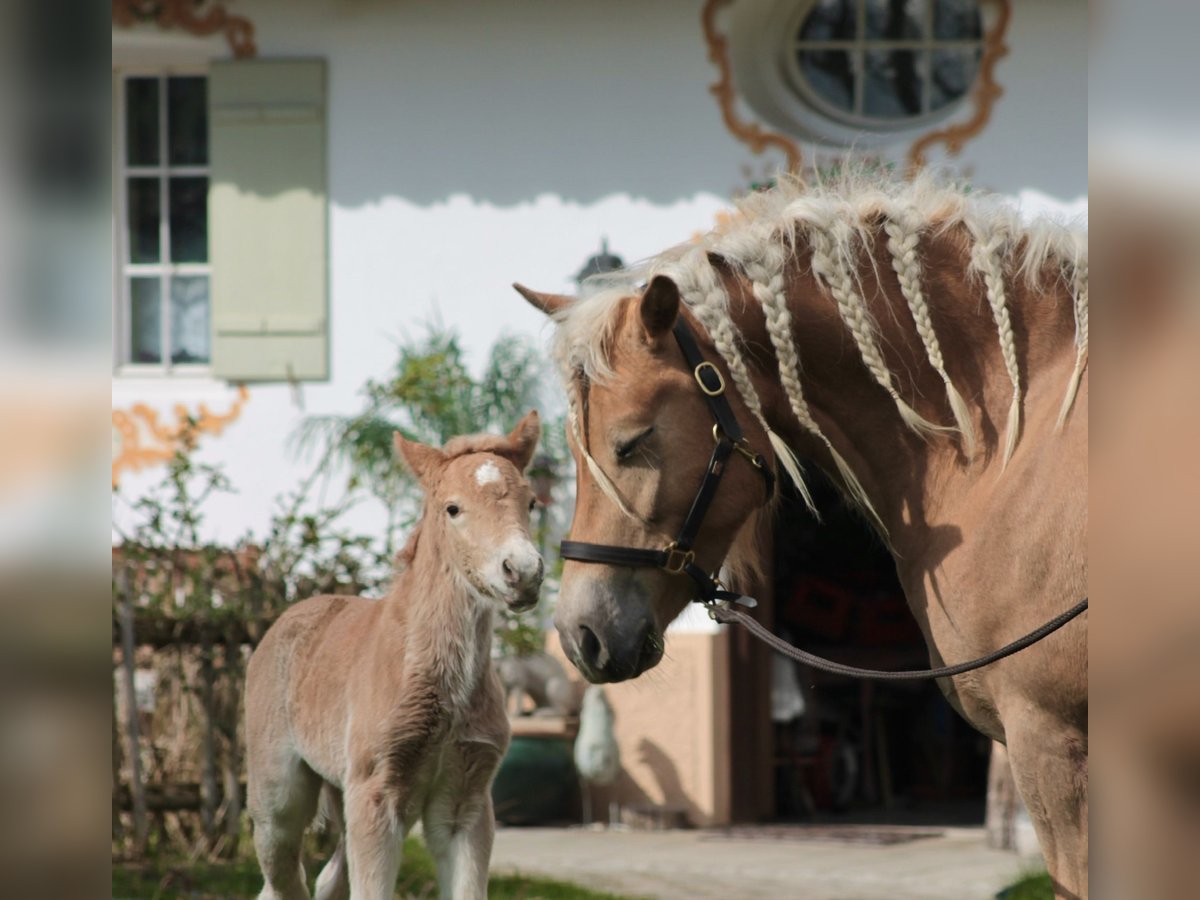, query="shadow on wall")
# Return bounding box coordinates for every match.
[285,0,755,208]
[592,737,703,827]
